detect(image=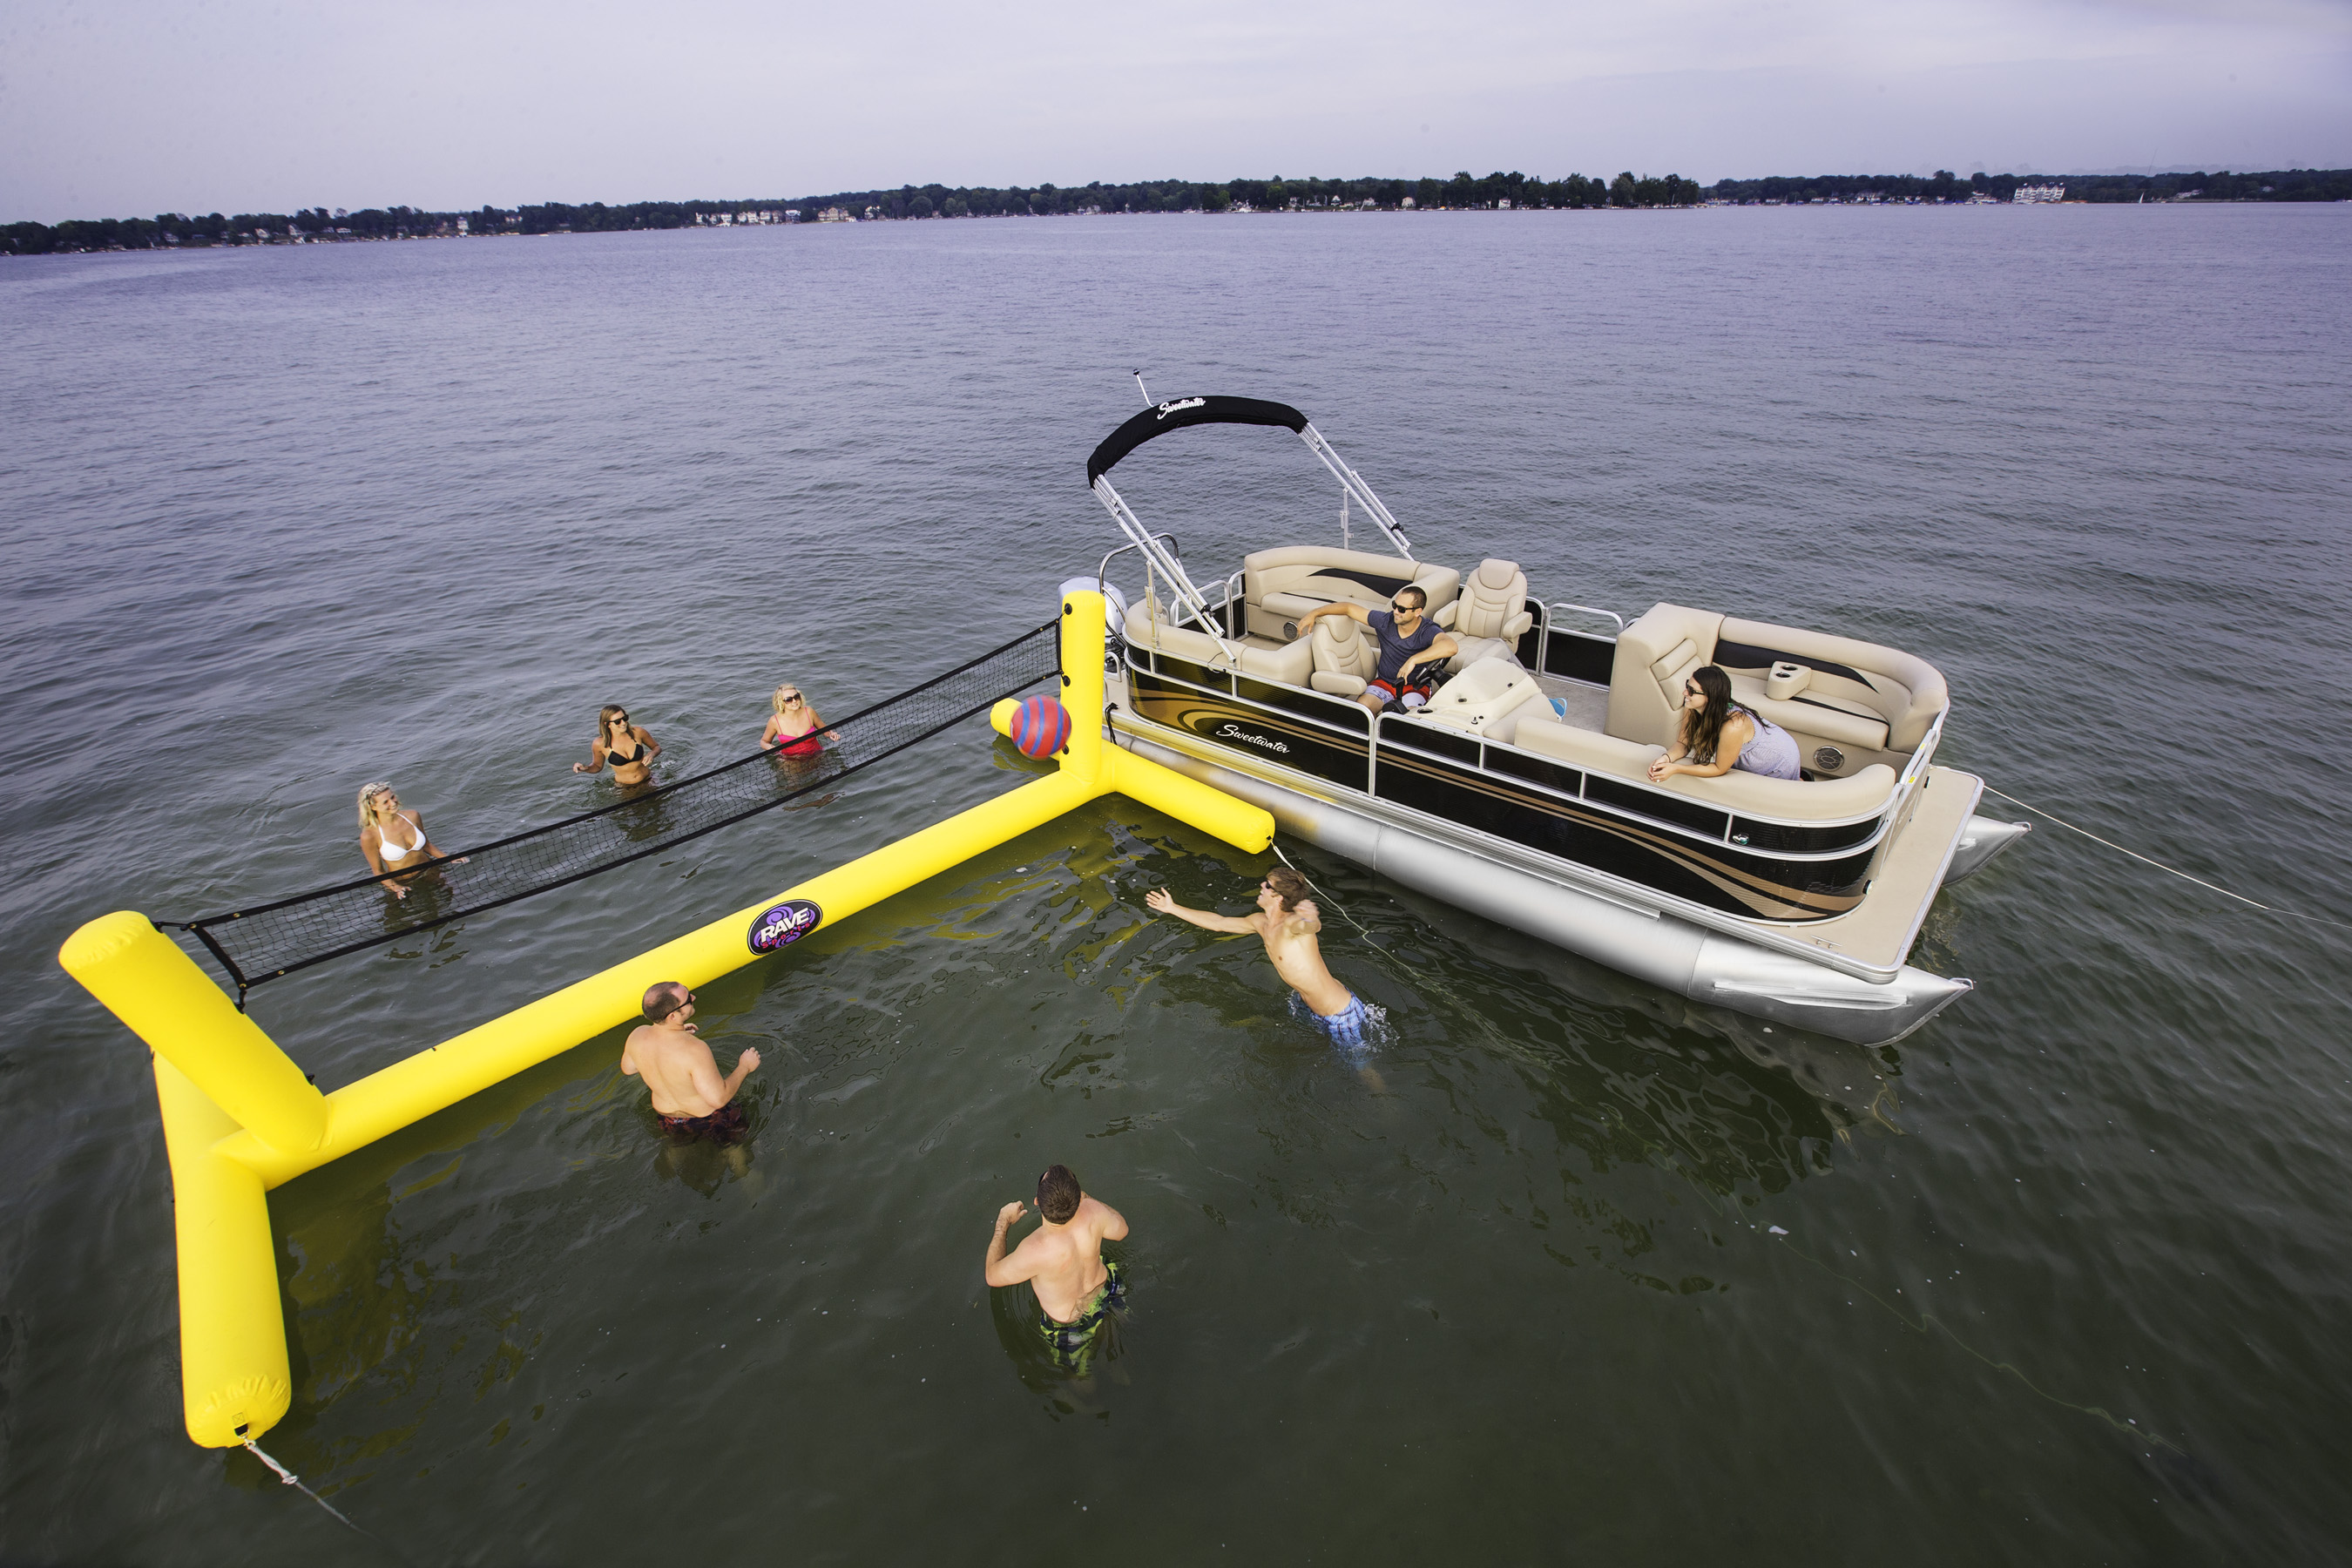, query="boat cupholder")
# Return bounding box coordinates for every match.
[1767,661,1813,699]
